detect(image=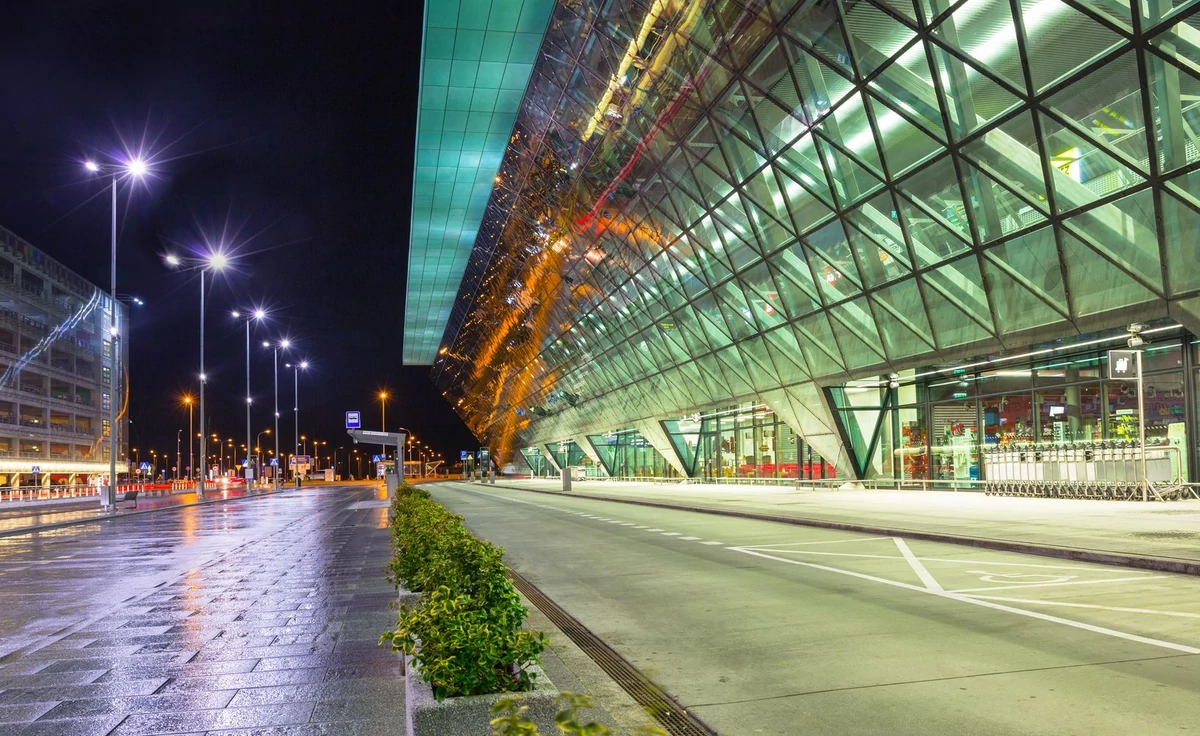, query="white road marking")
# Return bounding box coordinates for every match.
[895,538,943,592]
[680,536,701,541]
[729,547,1200,655]
[701,541,725,546]
[661,532,681,536]
[633,526,649,529]
[607,520,623,524]
[735,549,901,561]
[745,537,893,548]
[620,522,637,526]
[950,576,1168,594]
[646,528,664,532]
[961,595,1200,619]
